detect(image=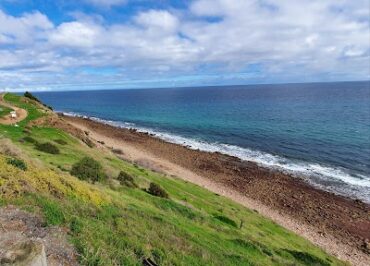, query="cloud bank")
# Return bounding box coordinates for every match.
[0,0,369,91]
